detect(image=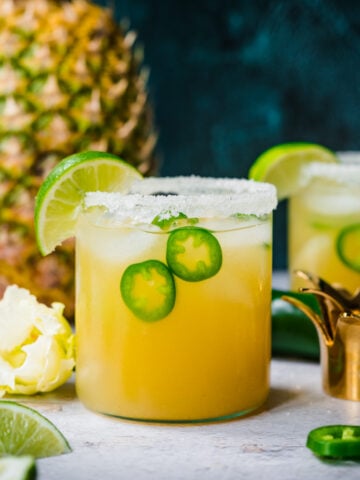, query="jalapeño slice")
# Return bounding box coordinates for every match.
[306,425,360,459]
[152,211,188,230]
[336,223,360,273]
[120,260,176,322]
[166,226,222,282]
[152,211,199,230]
